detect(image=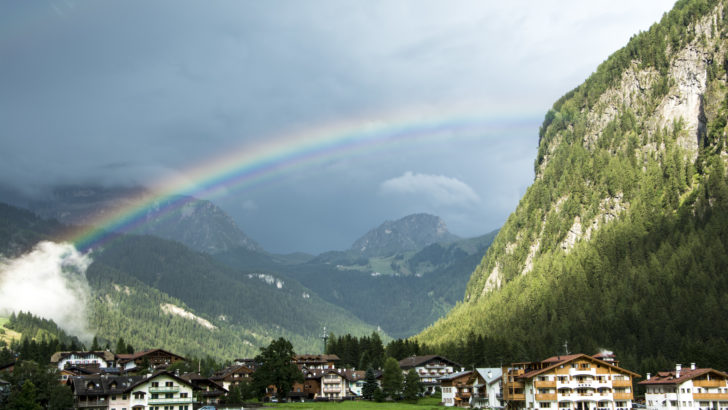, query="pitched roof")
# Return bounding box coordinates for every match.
[519,353,640,379]
[50,350,116,364]
[116,348,185,362]
[211,364,254,380]
[475,367,503,385]
[70,375,145,396]
[398,355,462,369]
[439,370,474,382]
[639,368,728,385]
[303,368,363,382]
